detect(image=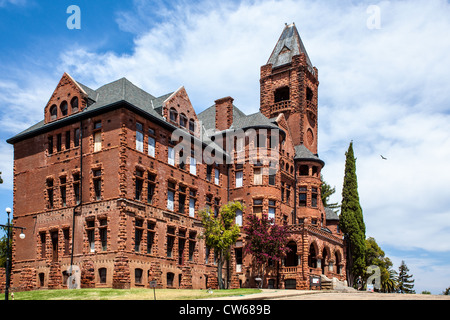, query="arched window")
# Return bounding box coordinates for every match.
[308,243,317,268]
[169,108,178,122]
[189,119,195,132]
[180,113,187,127]
[71,96,79,113]
[60,101,68,116]
[50,105,57,120]
[285,241,298,267]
